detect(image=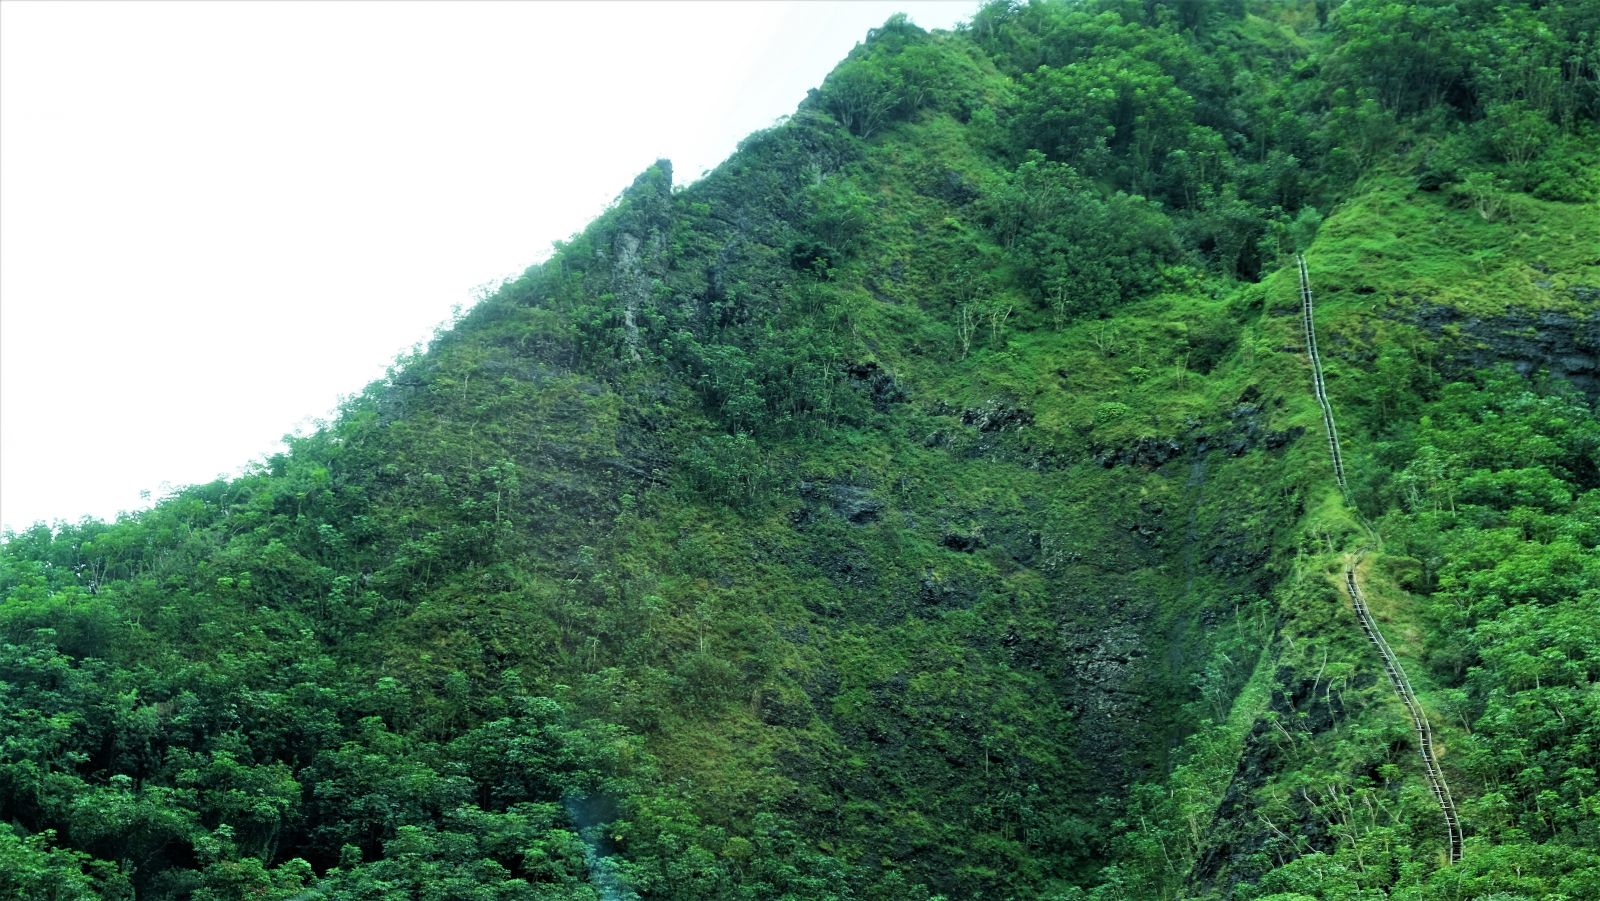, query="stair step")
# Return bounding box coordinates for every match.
[1300,255,1460,864]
